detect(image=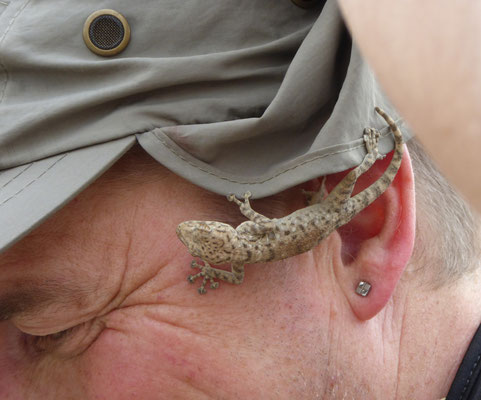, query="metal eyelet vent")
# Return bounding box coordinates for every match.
[83,10,130,56]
